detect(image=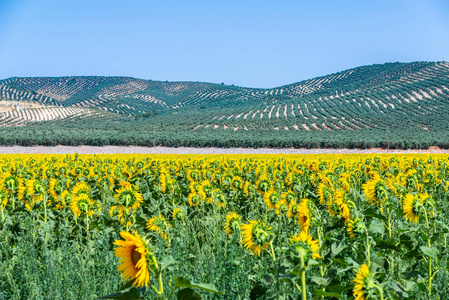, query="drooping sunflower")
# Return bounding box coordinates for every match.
[70,193,99,218]
[346,217,364,239]
[114,230,156,287]
[241,219,272,257]
[334,190,351,223]
[256,175,271,193]
[71,181,91,198]
[402,193,422,223]
[224,212,241,236]
[48,178,64,200]
[263,188,282,211]
[297,198,311,233]
[353,263,371,300]
[187,192,202,206]
[113,185,144,213]
[146,214,171,241]
[362,173,387,207]
[288,231,321,265]
[230,176,244,191]
[172,207,185,221]
[198,180,213,201]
